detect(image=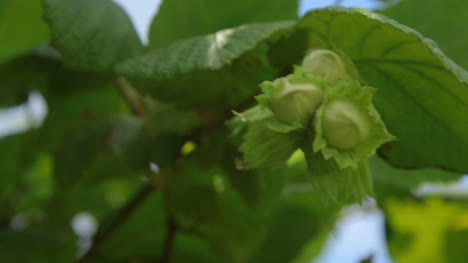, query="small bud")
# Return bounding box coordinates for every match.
[270,80,324,125]
[322,99,370,150]
[301,49,350,84]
